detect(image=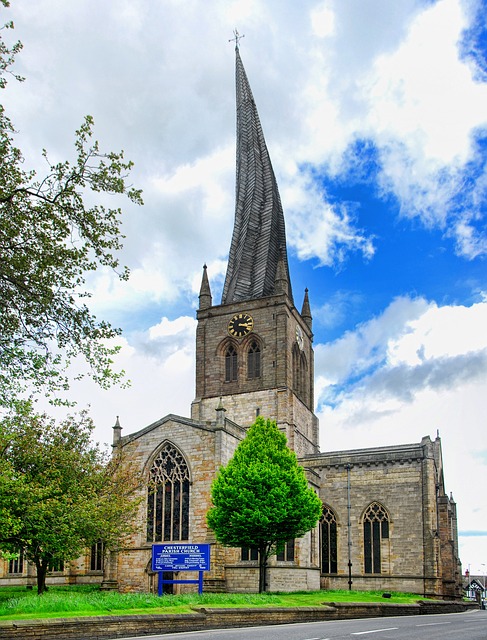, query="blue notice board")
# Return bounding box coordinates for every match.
[151,543,210,573]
